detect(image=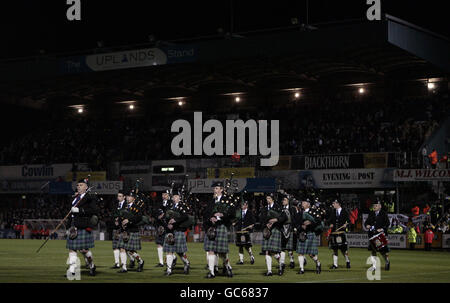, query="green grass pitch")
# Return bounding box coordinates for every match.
[1,239,450,283]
